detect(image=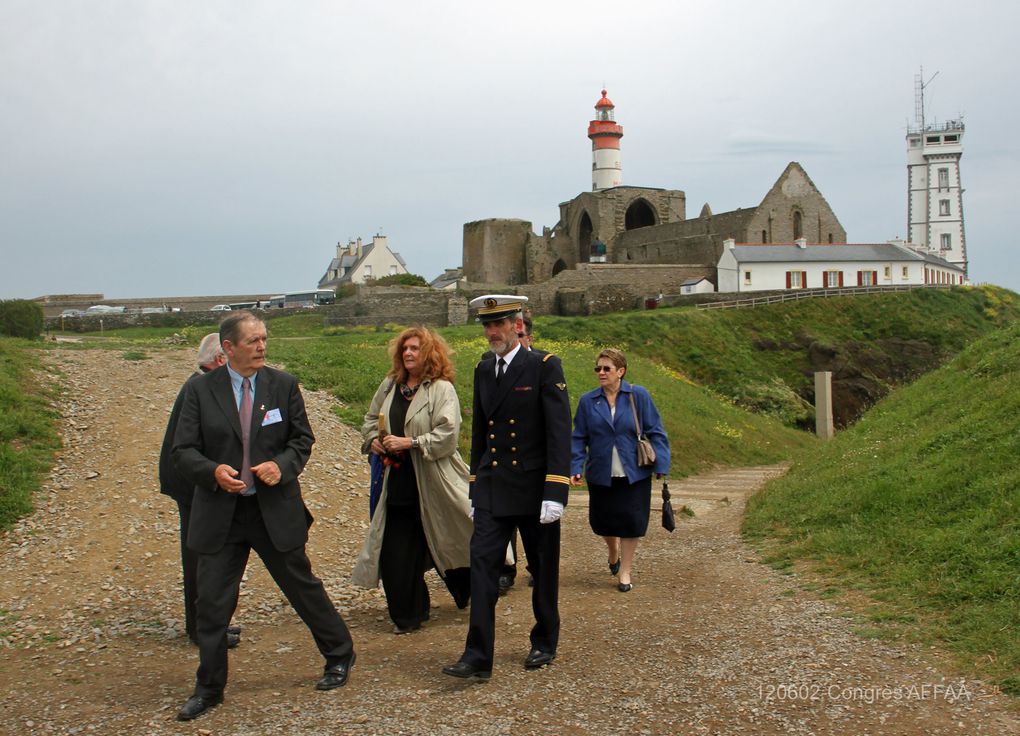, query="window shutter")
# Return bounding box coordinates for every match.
[786,271,792,289]
[838,271,844,287]
[802,271,807,289]
[857,271,863,286]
